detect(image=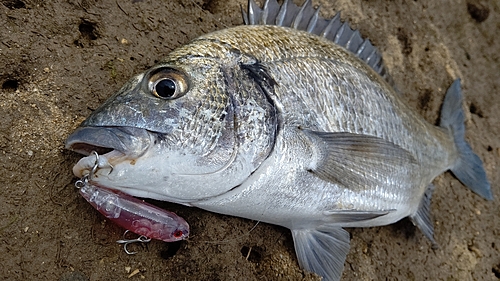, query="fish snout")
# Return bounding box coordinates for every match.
[65,126,152,177]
